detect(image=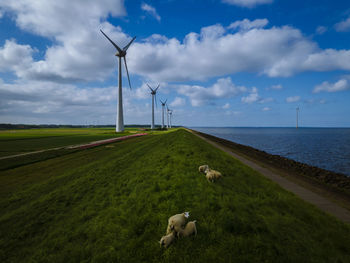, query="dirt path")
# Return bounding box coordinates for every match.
[0,133,147,160]
[190,129,350,224]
